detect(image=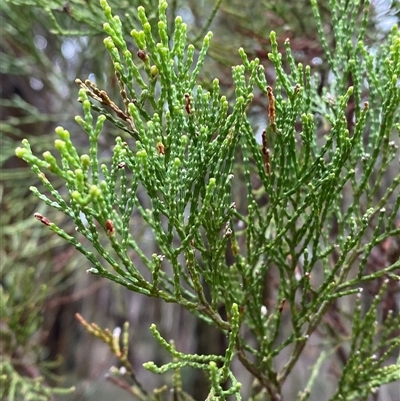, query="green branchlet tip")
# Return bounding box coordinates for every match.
[89,185,102,198]
[131,29,146,49]
[137,149,148,159]
[81,154,90,166]
[55,126,70,140]
[55,139,66,151]
[150,65,159,78]
[204,31,213,43]
[143,361,156,370]
[78,87,88,100]
[104,36,114,49]
[15,147,28,158]
[208,178,216,187]
[71,190,81,201]
[43,151,55,162]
